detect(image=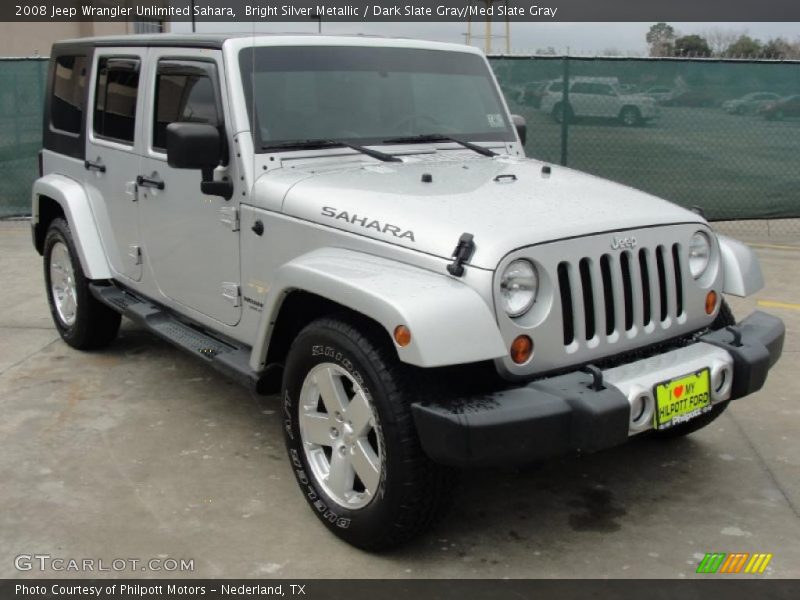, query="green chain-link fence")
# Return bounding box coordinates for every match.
[0,58,47,218]
[1,56,799,232]
[490,55,800,230]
